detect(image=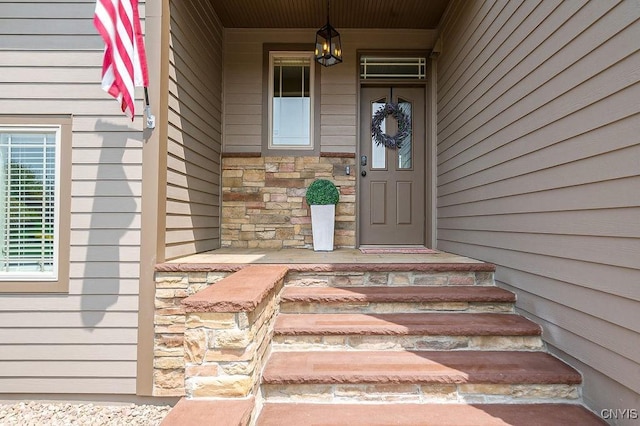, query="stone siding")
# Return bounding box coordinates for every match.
[262,383,580,403]
[153,271,232,396]
[284,270,496,288]
[153,266,286,398]
[183,288,282,398]
[221,156,356,249]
